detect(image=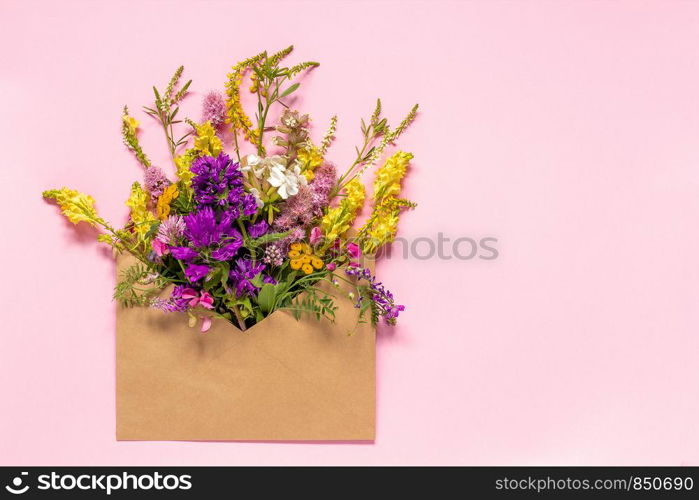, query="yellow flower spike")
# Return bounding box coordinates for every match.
[42,187,103,227]
[290,258,303,270]
[297,146,323,171]
[290,242,302,251]
[311,257,324,270]
[302,169,315,182]
[193,121,223,157]
[122,114,139,135]
[175,149,197,190]
[301,263,314,275]
[288,249,301,259]
[125,182,156,239]
[372,151,413,205]
[156,184,179,220]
